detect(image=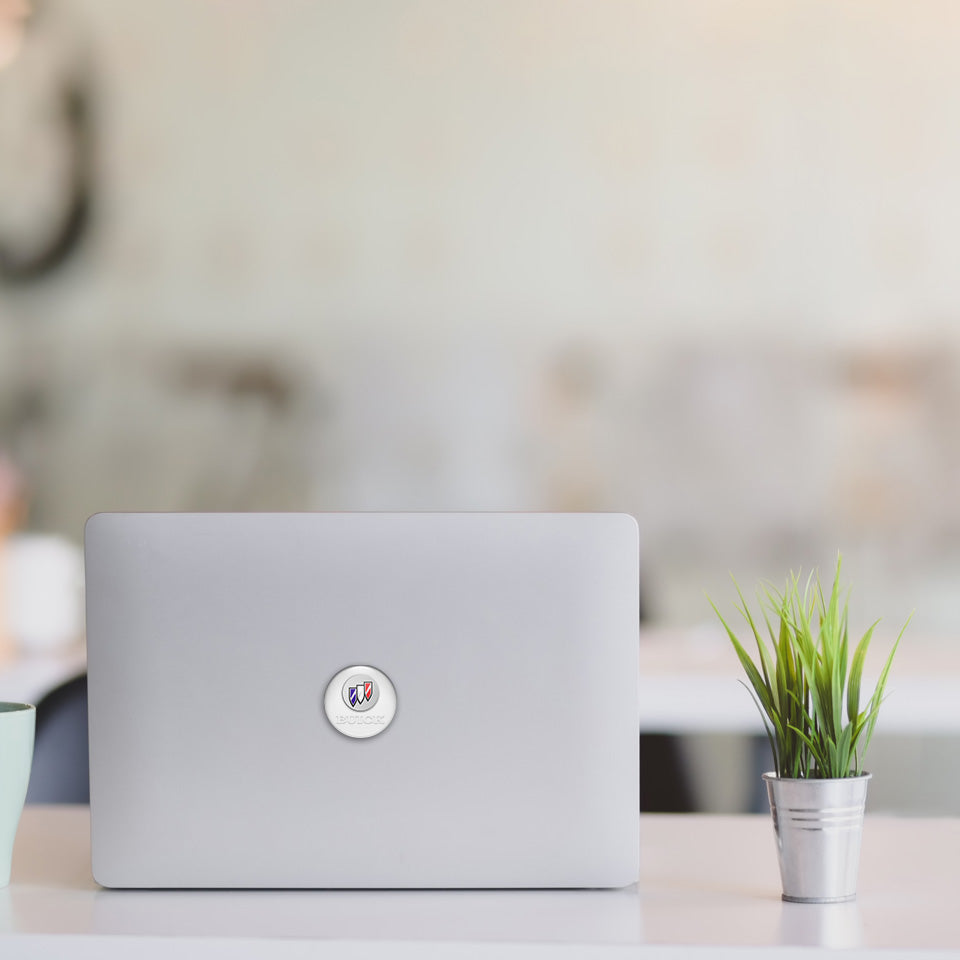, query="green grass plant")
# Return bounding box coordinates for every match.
[708,555,910,780]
